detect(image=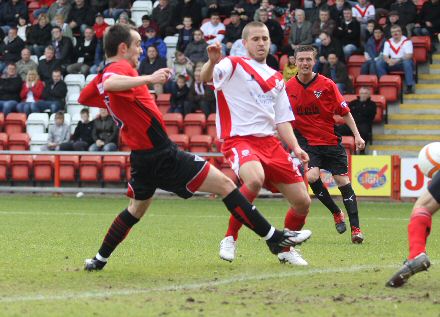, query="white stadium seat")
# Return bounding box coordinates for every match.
[26,113,49,136]
[30,133,48,151]
[104,18,115,26]
[85,74,97,85]
[64,74,85,88]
